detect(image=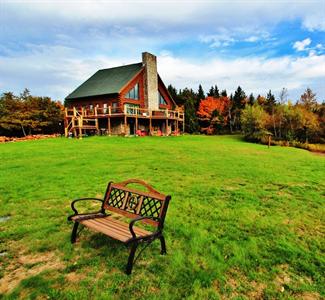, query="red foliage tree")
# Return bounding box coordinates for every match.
[197,96,230,134]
